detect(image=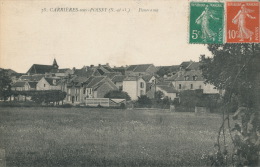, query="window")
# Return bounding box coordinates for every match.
[83,89,86,94]
[199,85,202,89]
[192,76,197,81]
[89,89,92,94]
[68,88,71,94]
[76,89,78,94]
[76,96,78,101]
[190,84,193,89]
[140,82,144,88]
[44,84,46,87]
[179,84,182,89]
[184,76,189,81]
